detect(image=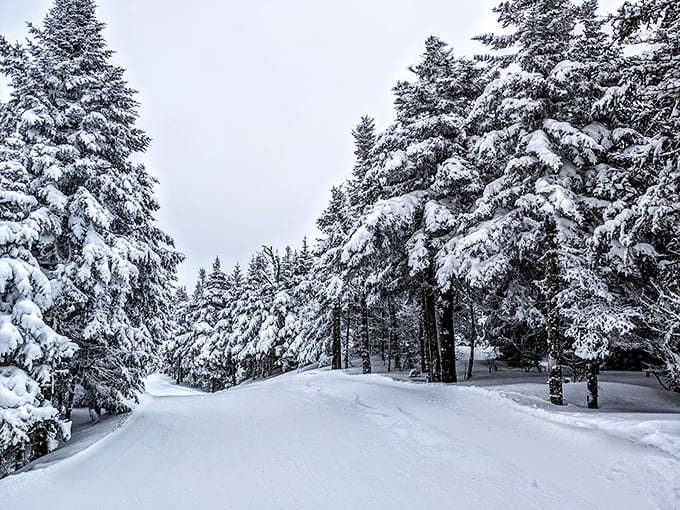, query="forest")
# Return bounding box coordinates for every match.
[167,0,679,406]
[0,0,678,479]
